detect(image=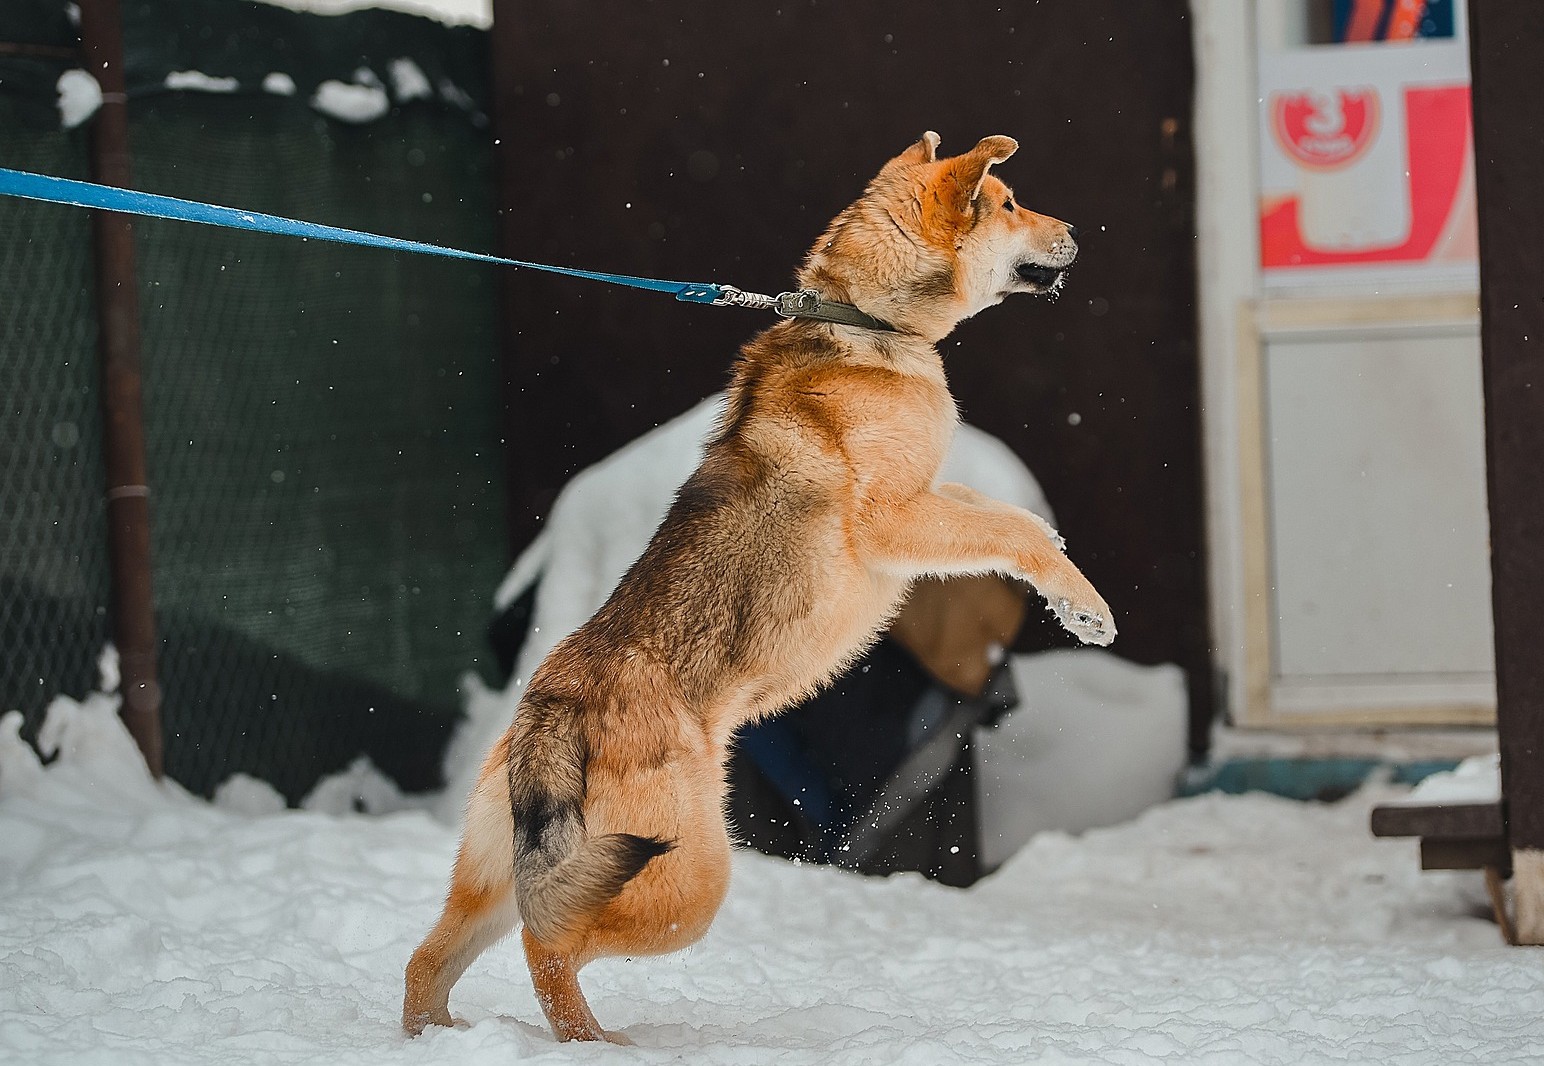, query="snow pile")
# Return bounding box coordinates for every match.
[55,69,102,130]
[301,754,425,816]
[388,58,435,102]
[35,10,487,132]
[164,70,240,93]
[312,77,391,124]
[262,72,299,97]
[1395,753,1502,806]
[980,651,1185,867]
[2,690,1539,1064]
[253,0,491,28]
